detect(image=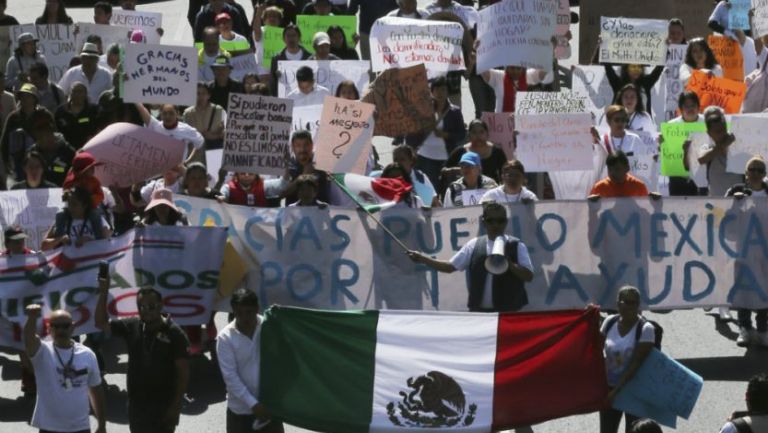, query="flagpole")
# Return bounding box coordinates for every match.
[329,174,411,254]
